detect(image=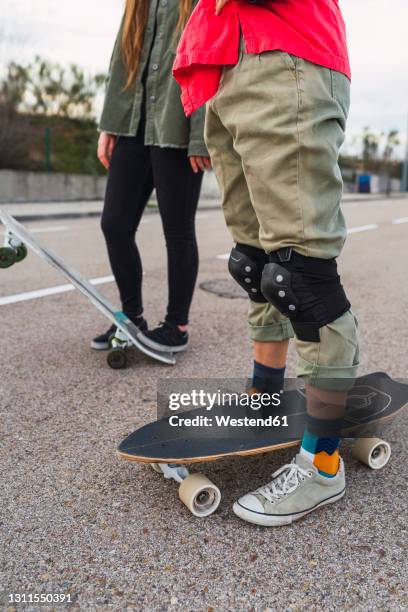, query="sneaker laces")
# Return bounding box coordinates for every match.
[255,459,312,503]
